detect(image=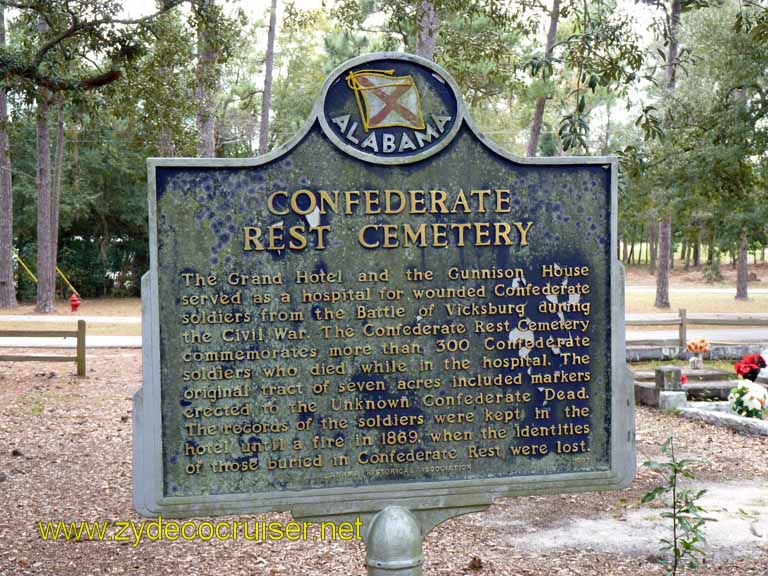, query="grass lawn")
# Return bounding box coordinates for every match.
[0,320,141,336]
[627,359,736,373]
[625,291,768,314]
[6,298,141,317]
